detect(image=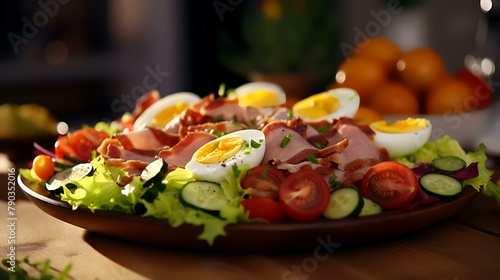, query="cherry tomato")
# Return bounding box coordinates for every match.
[359,161,419,210]
[32,155,55,181]
[55,136,78,161]
[241,165,286,200]
[278,169,331,222]
[241,198,286,223]
[456,68,493,110]
[55,128,108,162]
